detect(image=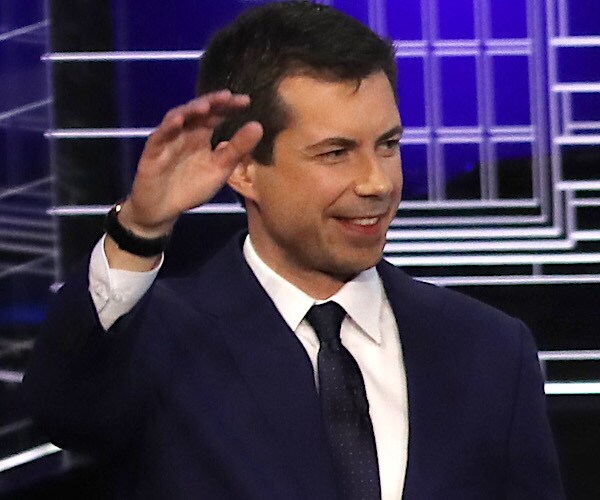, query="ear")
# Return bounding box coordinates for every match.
[222,144,259,203]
